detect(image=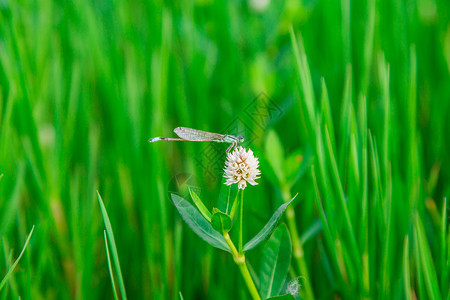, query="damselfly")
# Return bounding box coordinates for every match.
[149,127,244,153]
